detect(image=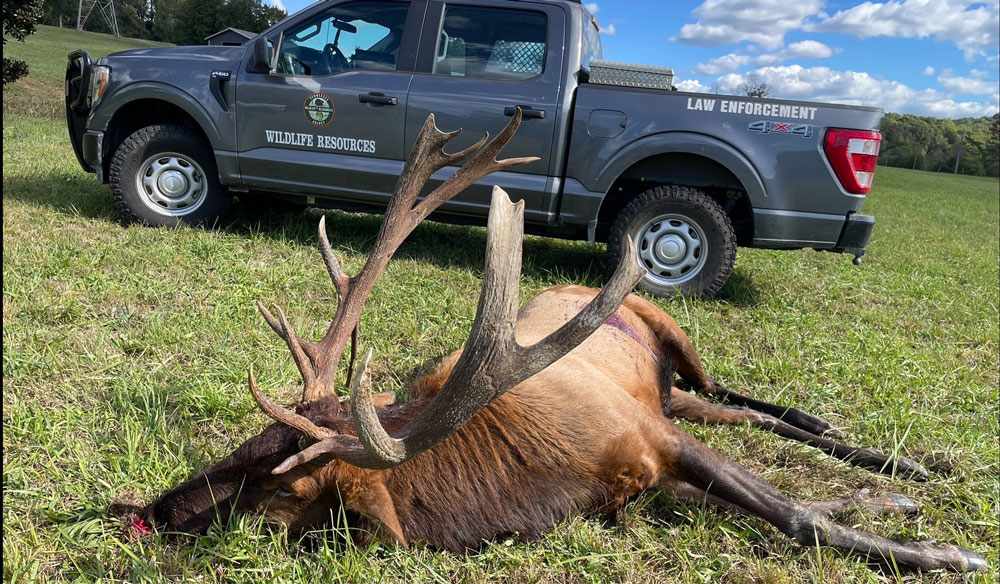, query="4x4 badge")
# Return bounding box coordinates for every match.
[304,93,335,127]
